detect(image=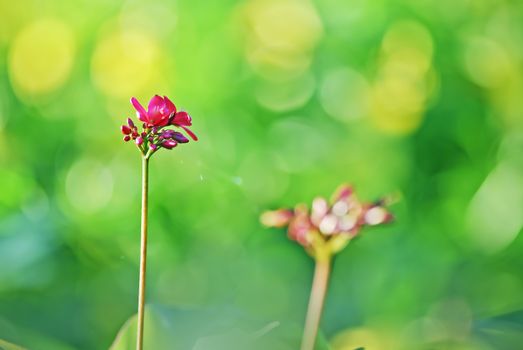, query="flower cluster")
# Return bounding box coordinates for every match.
[121,95,197,157]
[261,184,393,258]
